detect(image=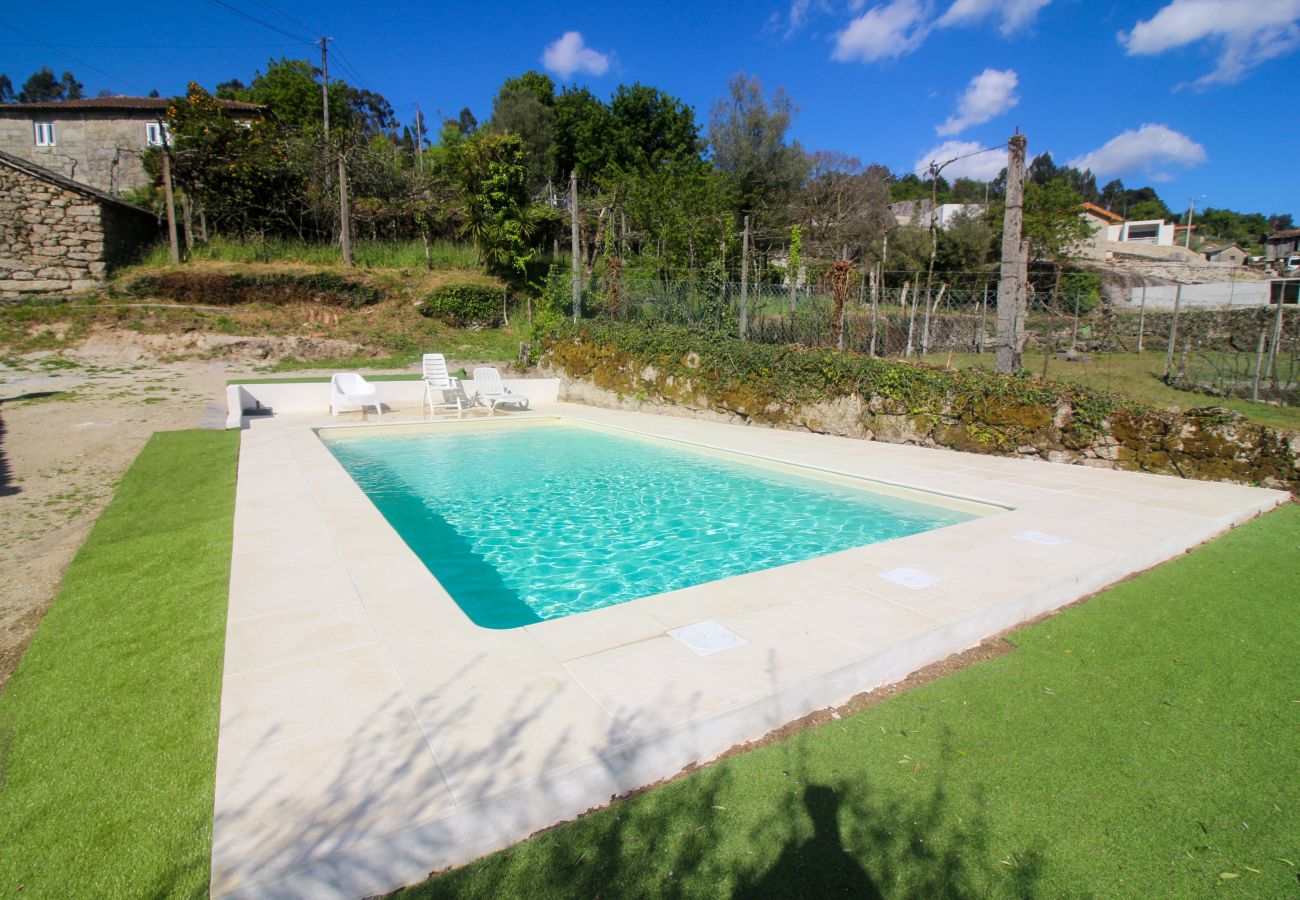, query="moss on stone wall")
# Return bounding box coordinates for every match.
[542,322,1298,493]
